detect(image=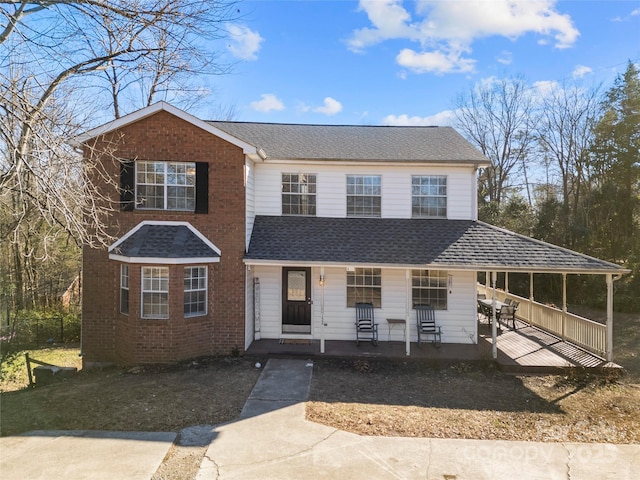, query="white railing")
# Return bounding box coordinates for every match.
[477,284,606,357]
